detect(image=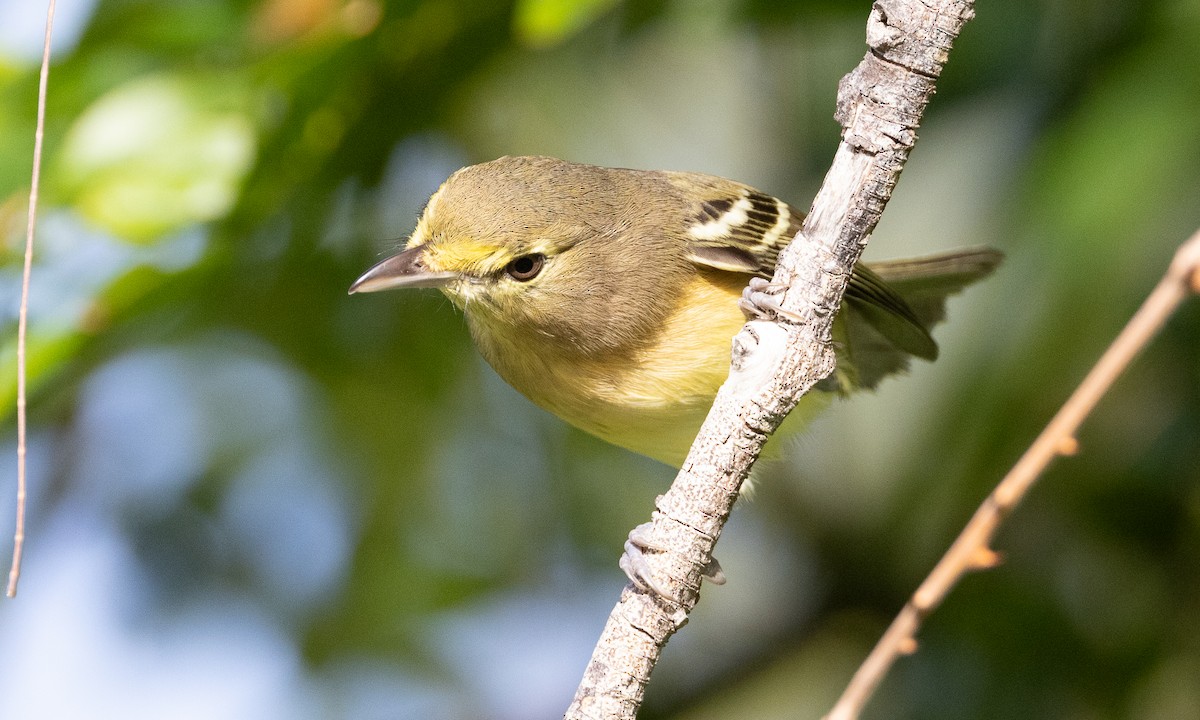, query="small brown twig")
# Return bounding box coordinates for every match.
[8,0,57,599]
[825,227,1200,720]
